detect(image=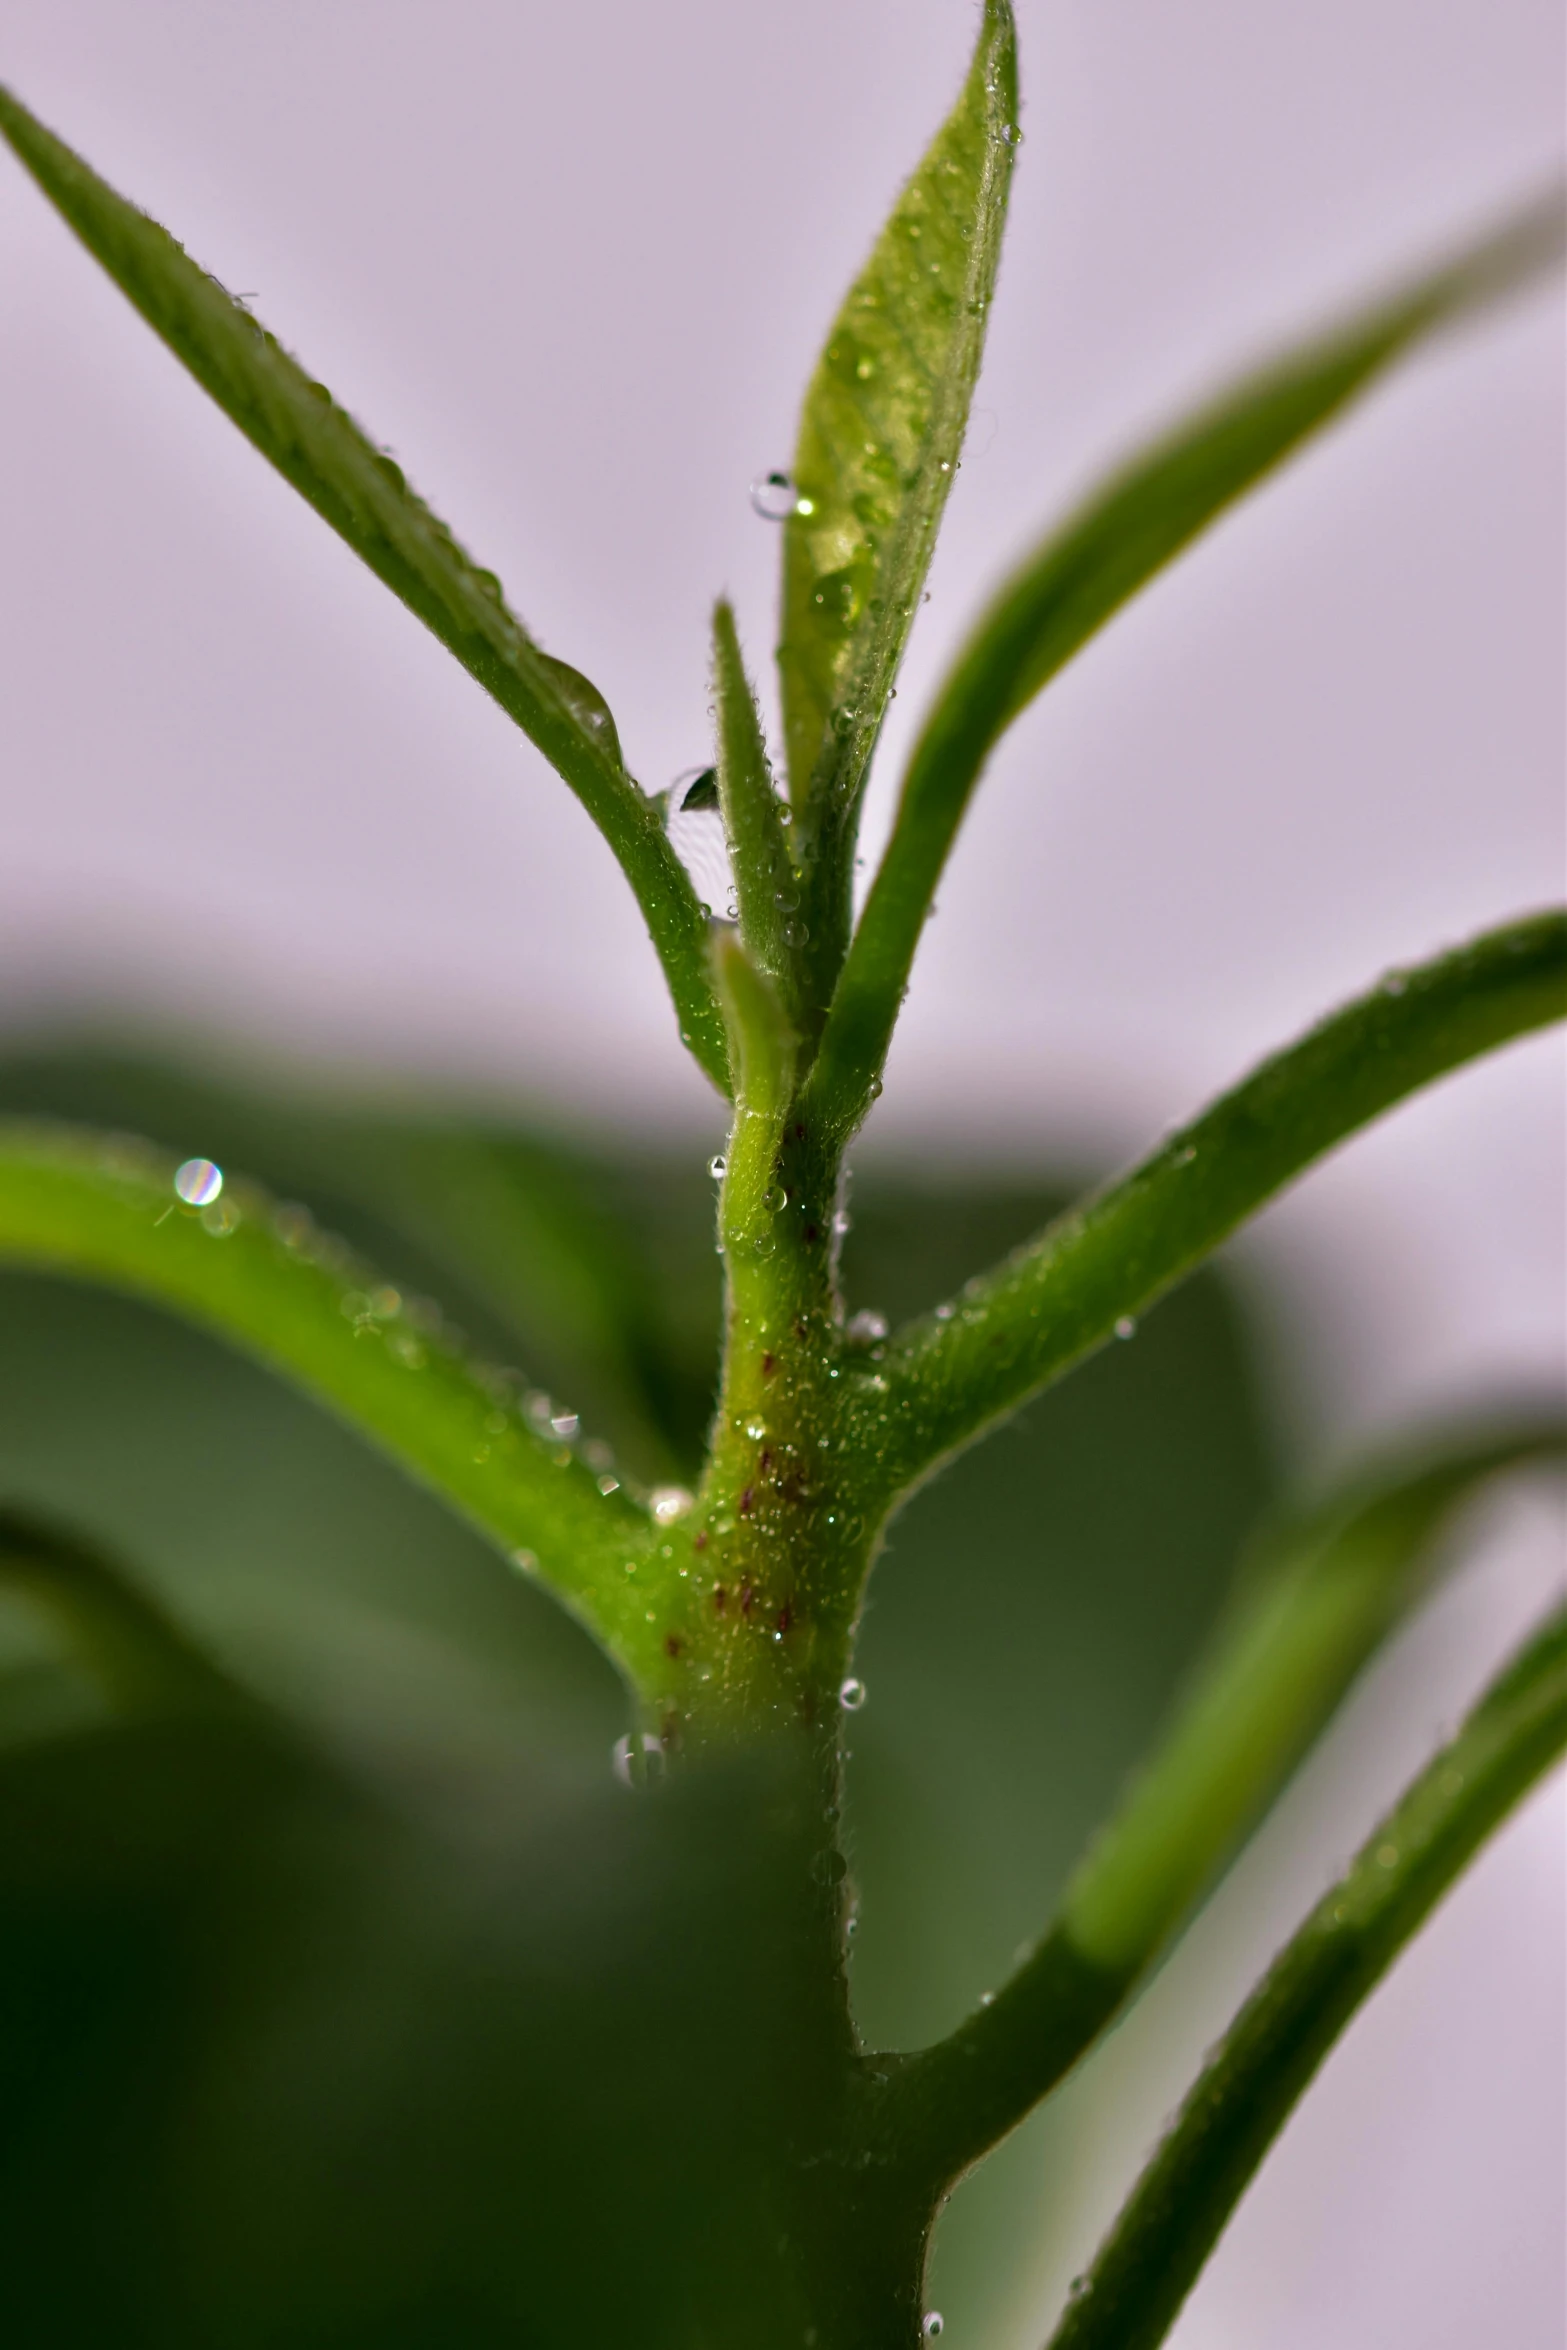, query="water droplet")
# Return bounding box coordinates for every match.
[549,1411,580,1439]
[388,1332,426,1369]
[1381,970,1409,997]
[845,1309,889,1344]
[201,1199,239,1236]
[511,1548,538,1574]
[750,471,800,521]
[923,2317,945,2339]
[745,1418,768,1441]
[833,1210,852,1237]
[762,1184,788,1215]
[753,1230,777,1259]
[1375,1842,1399,1870]
[174,1157,223,1207]
[839,1677,867,1711]
[1114,1316,1137,1340]
[709,1154,727,1178]
[650,1485,693,1523]
[782,918,810,946]
[774,884,801,912]
[979,1990,995,2007]
[612,1732,665,1787]
[934,1301,955,1322]
[597,1473,621,1495]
